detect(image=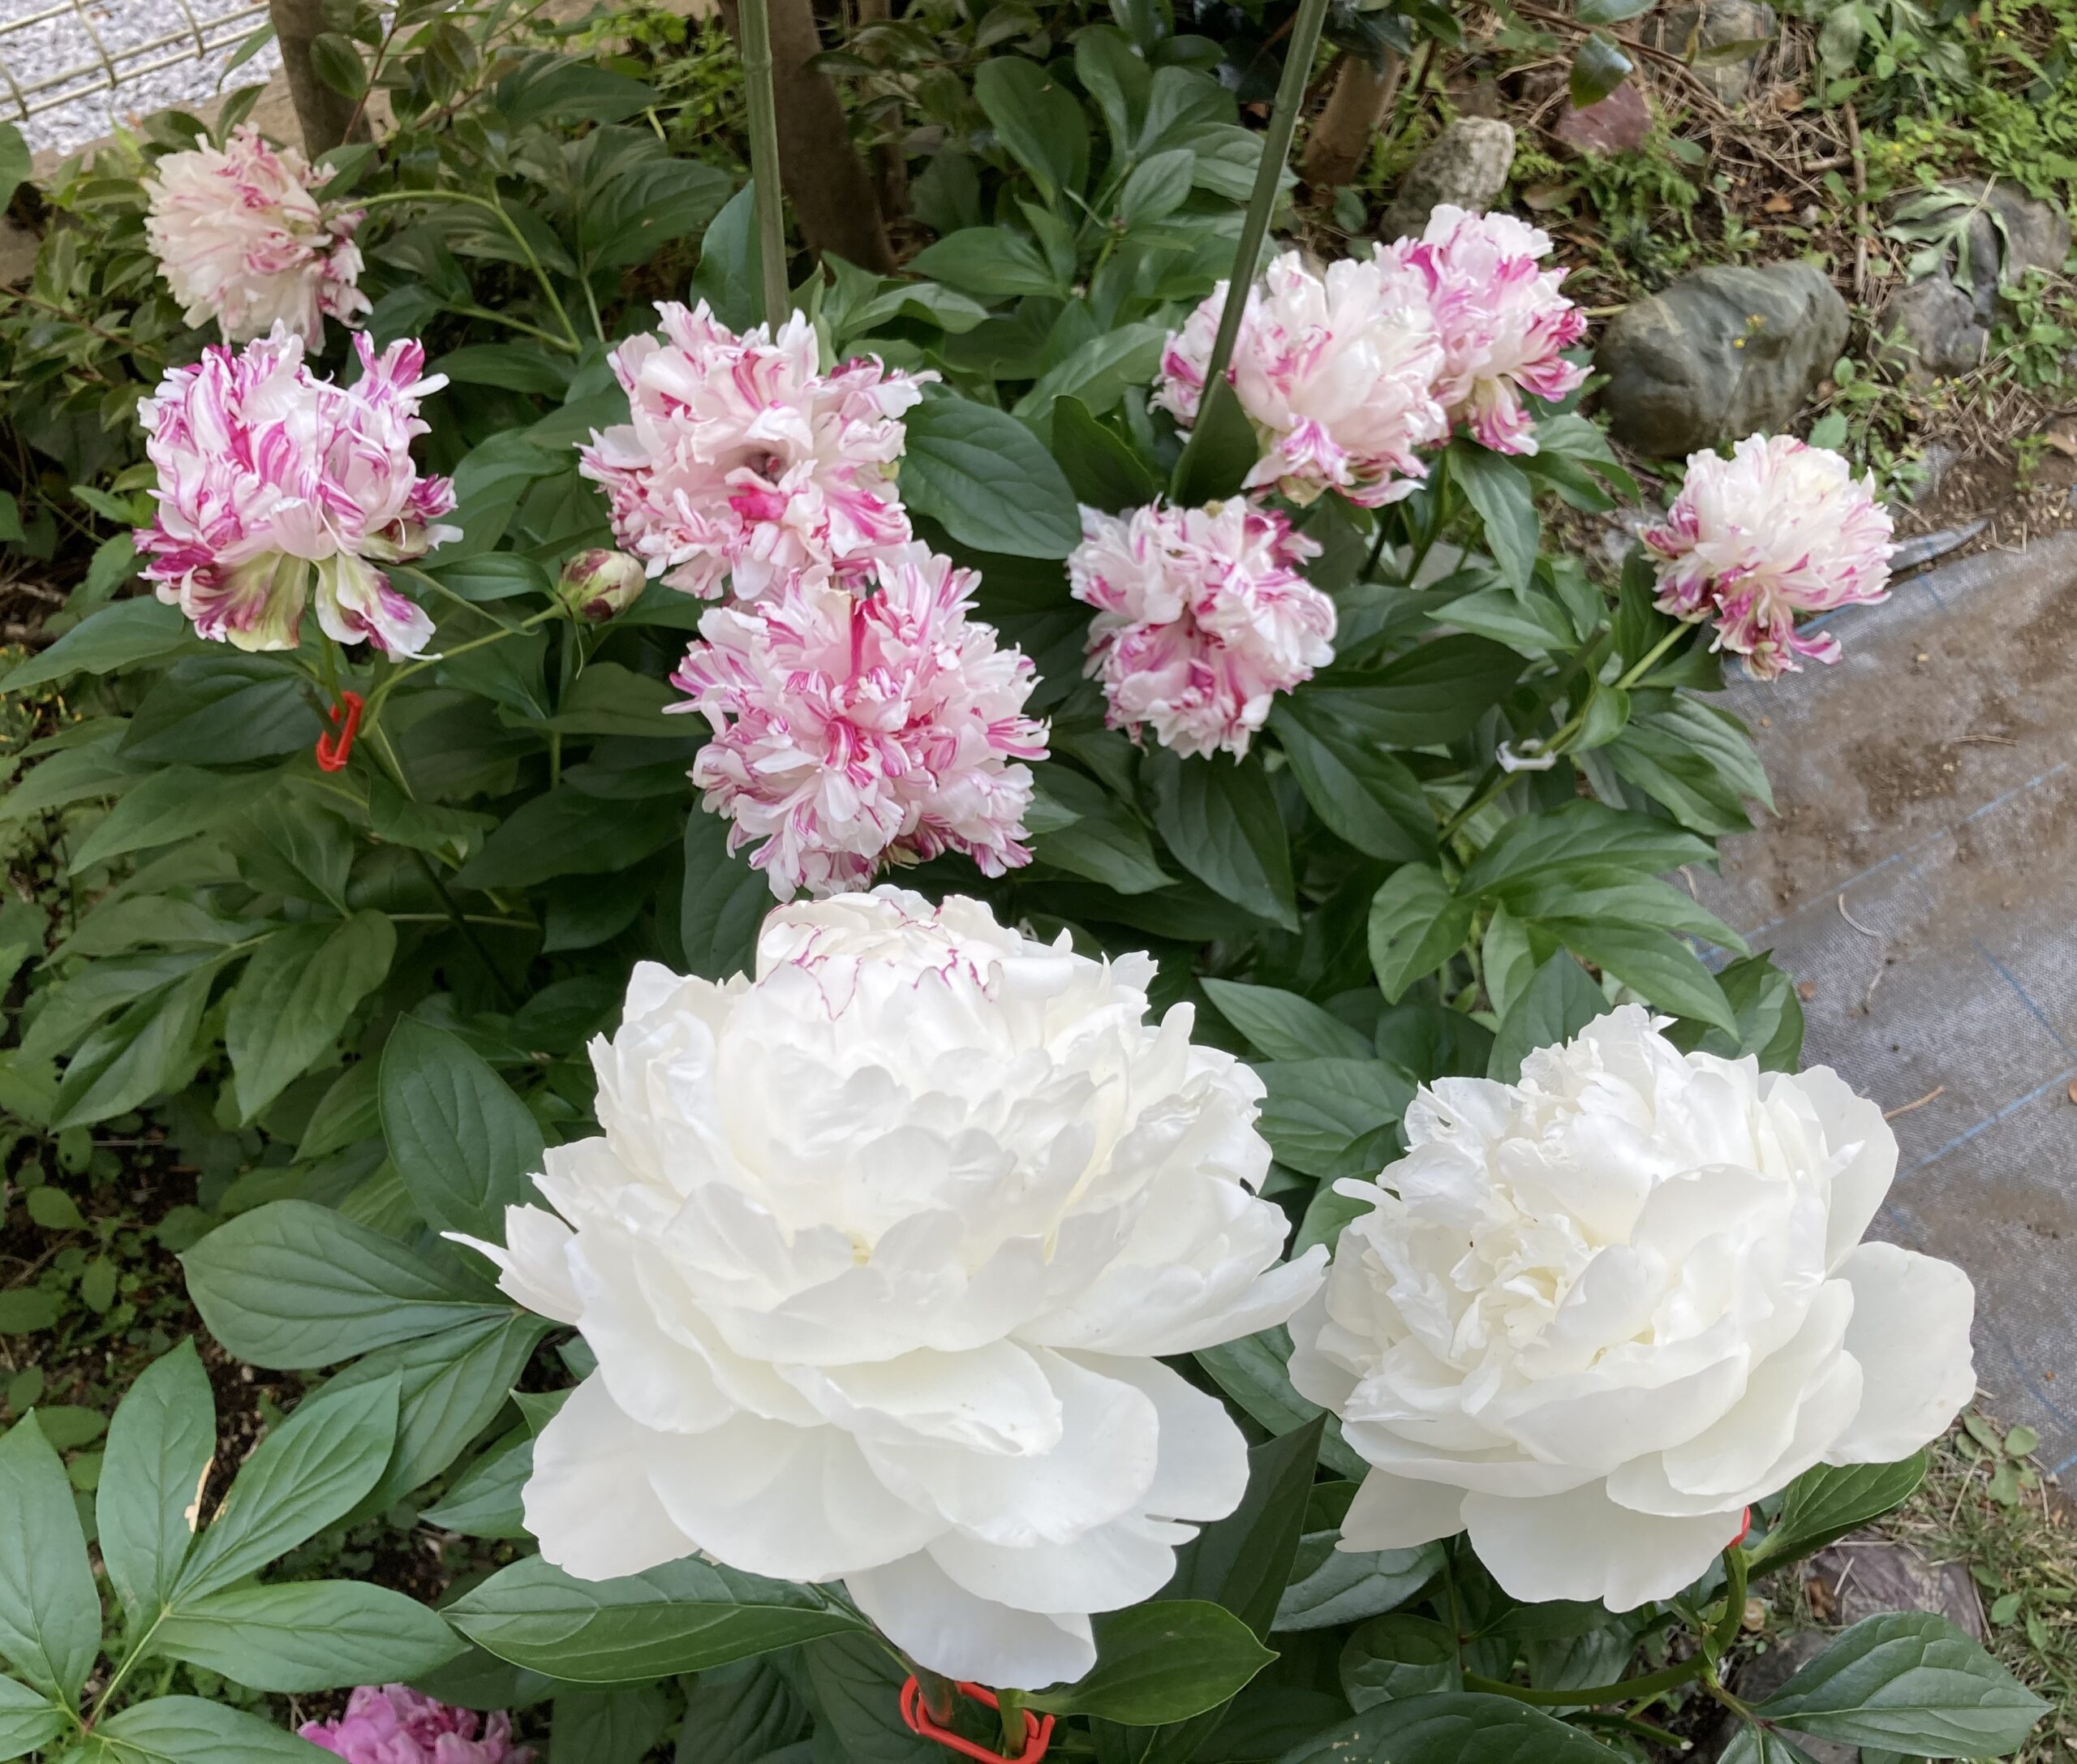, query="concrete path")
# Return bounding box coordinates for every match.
[1690,531,2077,1474]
